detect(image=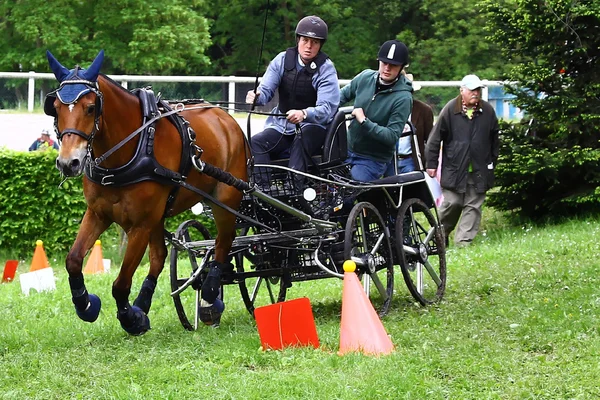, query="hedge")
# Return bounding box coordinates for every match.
[0,148,215,258]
